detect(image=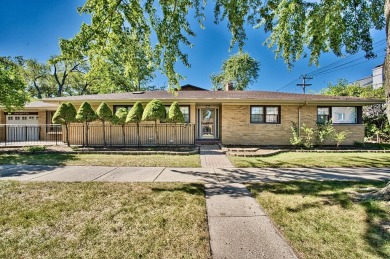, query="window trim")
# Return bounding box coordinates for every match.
[250,105,281,124]
[163,105,190,123]
[113,105,133,114]
[317,106,361,124]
